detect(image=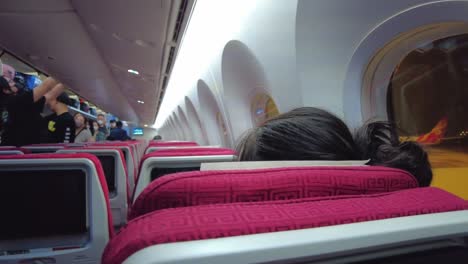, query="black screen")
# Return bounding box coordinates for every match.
[29,148,61,154]
[0,170,87,240]
[96,155,116,193]
[151,166,200,181]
